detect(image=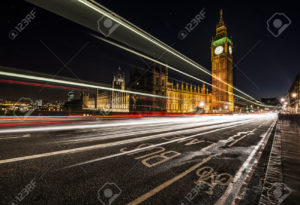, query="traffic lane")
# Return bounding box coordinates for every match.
[0,115,262,134]
[136,122,274,205]
[88,118,273,205]
[0,116,252,160]
[0,116,276,204]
